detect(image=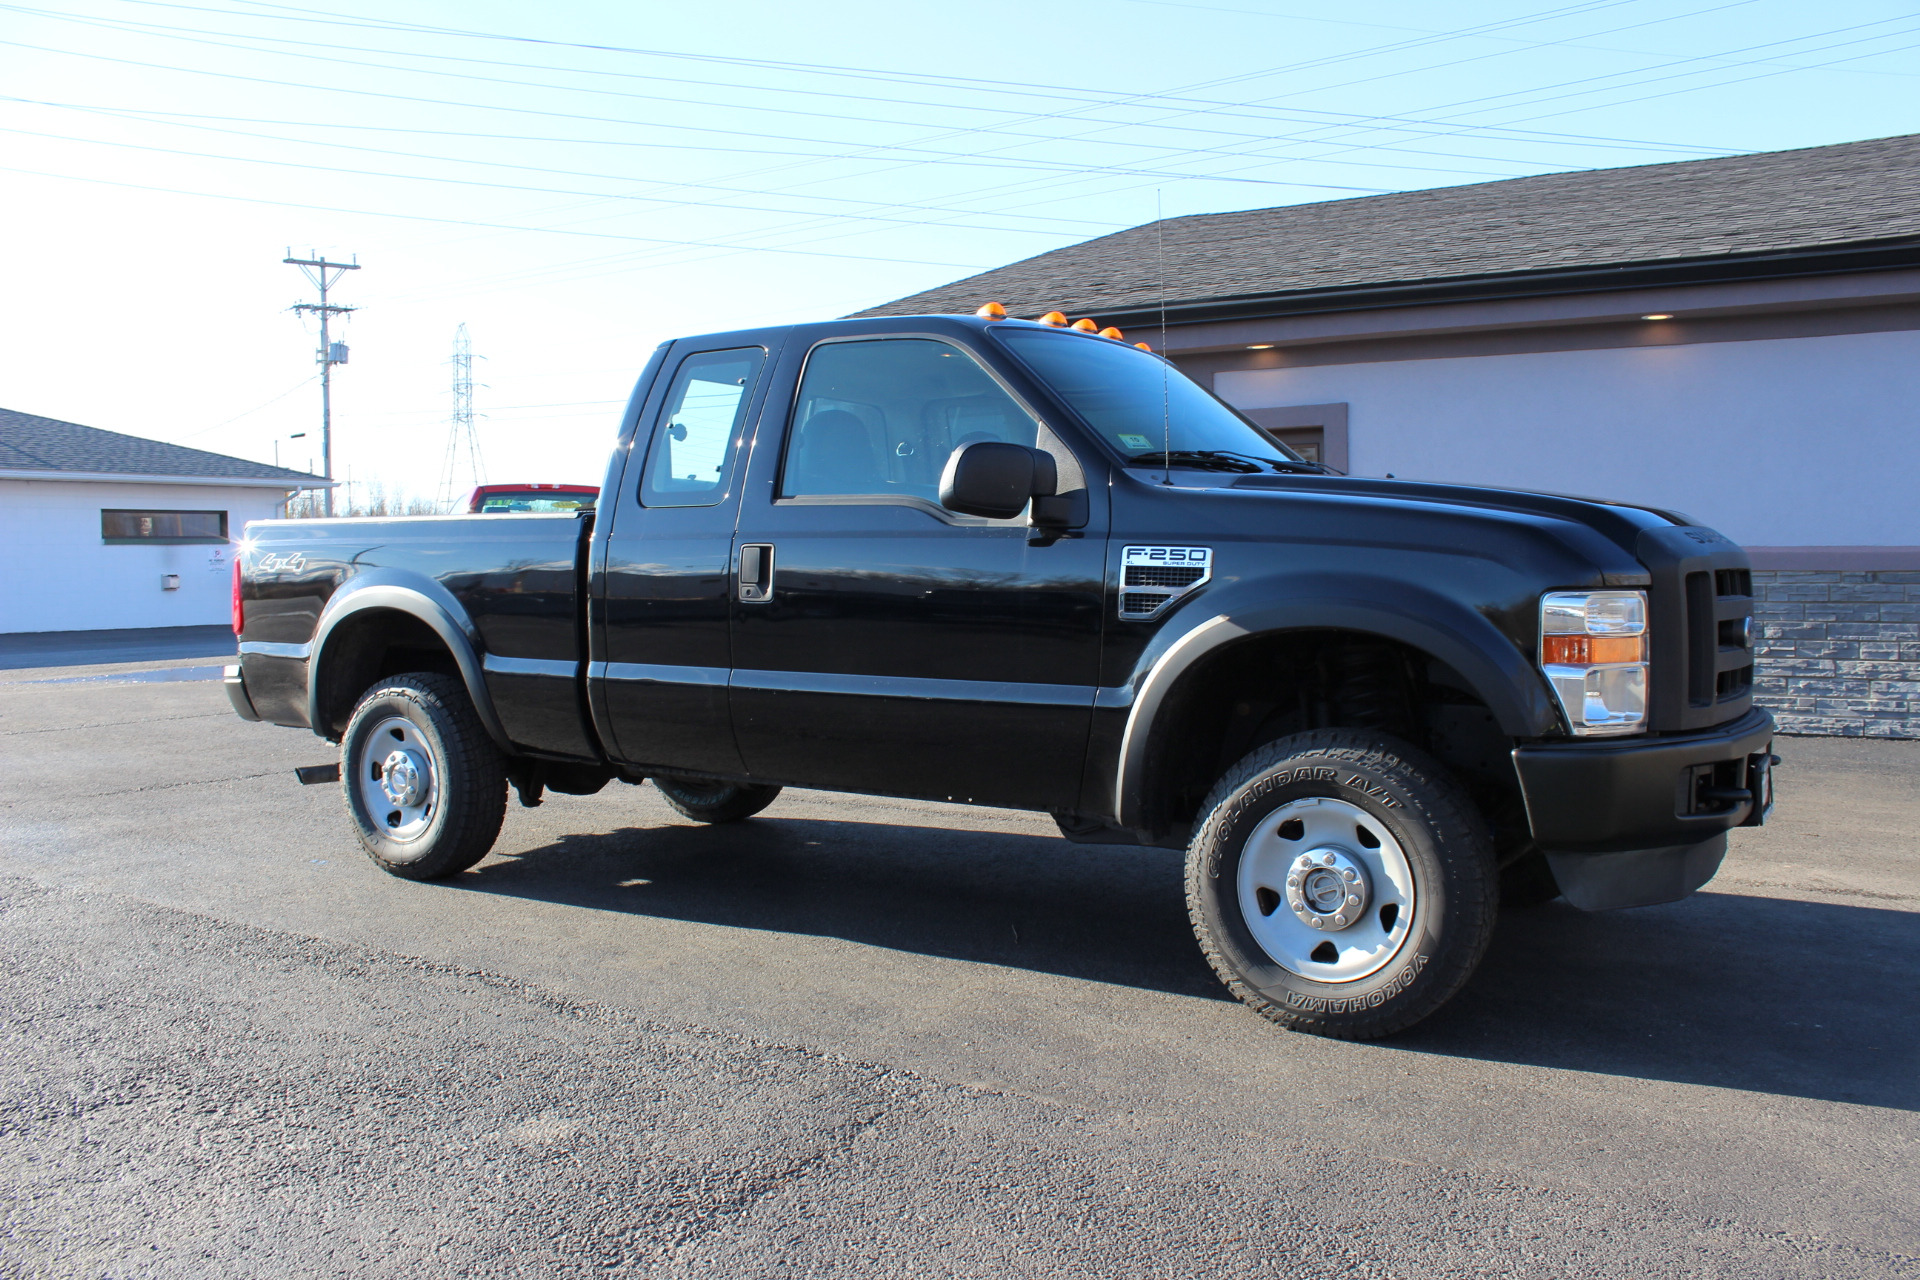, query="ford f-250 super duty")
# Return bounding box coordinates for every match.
[225,308,1775,1039]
